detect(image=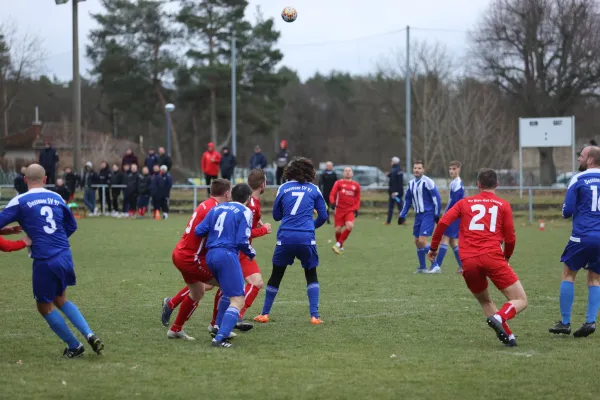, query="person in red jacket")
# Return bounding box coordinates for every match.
[201,142,222,195]
[0,226,31,252]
